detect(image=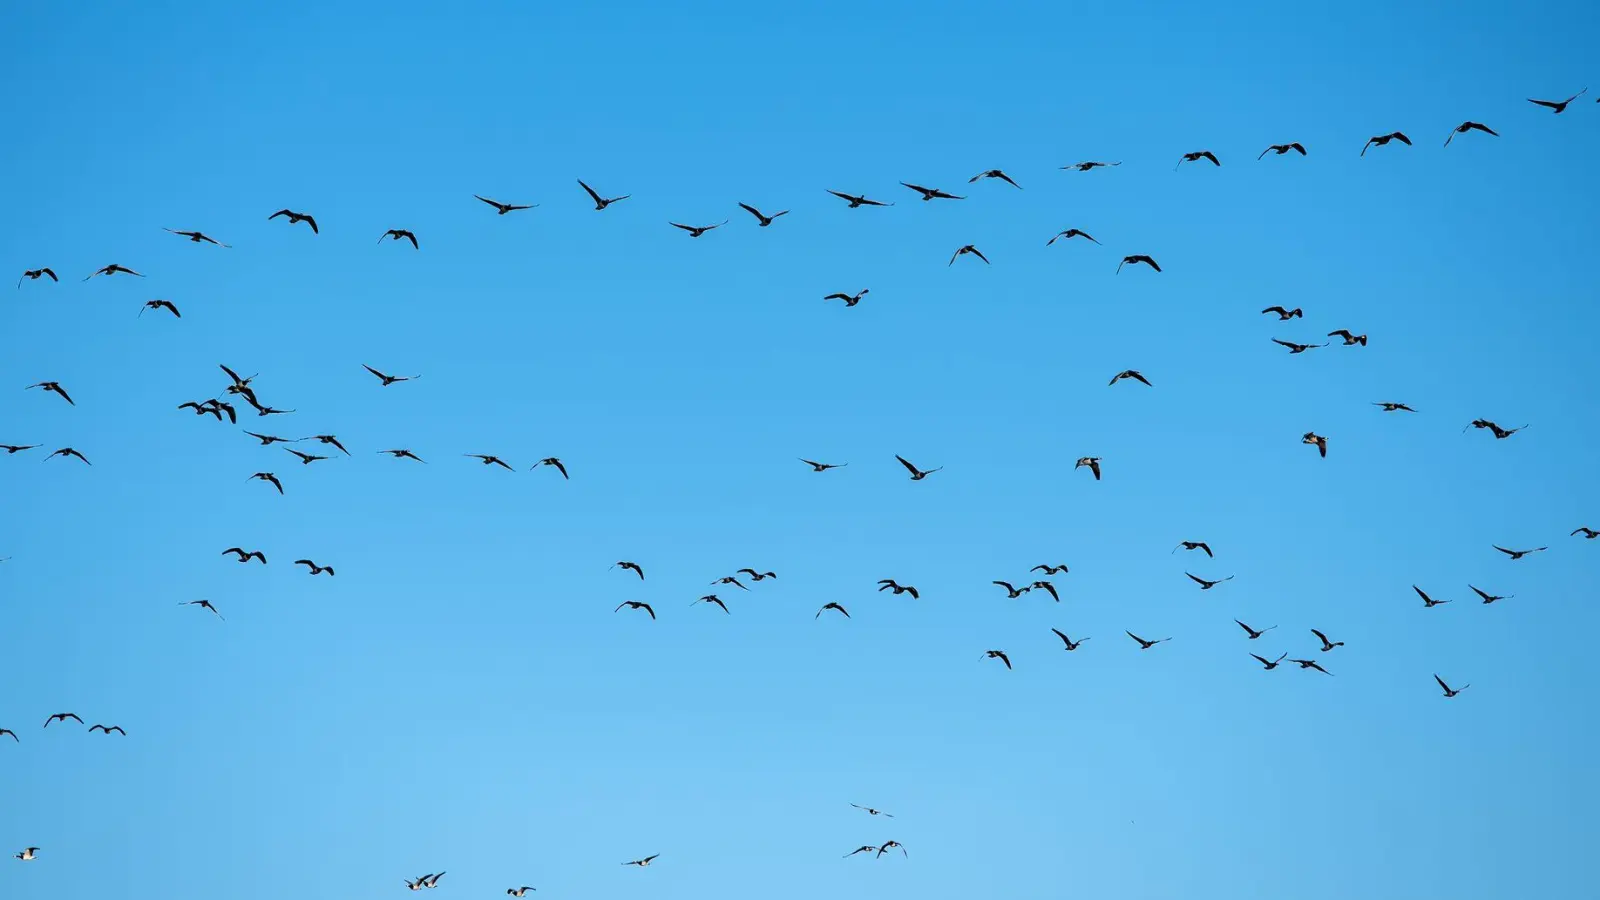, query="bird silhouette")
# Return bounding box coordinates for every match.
[1374,402,1416,413]
[1528,88,1586,113]
[87,724,126,735]
[1573,527,1599,539]
[1047,228,1100,246]
[1258,142,1307,159]
[1328,329,1368,346]
[1290,658,1333,675]
[380,449,426,462]
[1075,457,1102,480]
[823,289,868,307]
[15,848,38,861]
[1493,545,1547,561]
[0,445,39,454]
[1274,338,1327,354]
[1117,255,1160,274]
[670,220,728,238]
[1434,674,1470,698]
[816,602,850,619]
[285,448,331,465]
[901,182,965,201]
[1235,620,1277,639]
[844,845,878,857]
[1062,161,1120,171]
[0,728,16,742]
[85,264,143,280]
[711,575,749,591]
[45,447,91,465]
[1176,150,1221,169]
[1465,419,1526,440]
[1445,121,1498,146]
[465,454,514,470]
[738,203,789,226]
[735,568,777,581]
[992,580,1030,599]
[18,268,57,288]
[578,180,630,210]
[1174,541,1213,558]
[800,458,846,471]
[1108,369,1151,387]
[622,855,659,868]
[379,229,419,249]
[1051,629,1088,651]
[969,169,1022,188]
[1310,628,1344,651]
[533,458,568,479]
[852,803,894,817]
[1251,652,1288,670]
[268,209,318,233]
[164,228,229,247]
[1302,432,1328,458]
[1029,581,1060,602]
[981,650,1012,669]
[613,561,645,580]
[475,195,537,214]
[43,713,83,728]
[826,190,892,208]
[1031,563,1069,574]
[1186,572,1234,590]
[222,547,267,564]
[1413,585,1451,608]
[507,888,536,897]
[896,455,942,480]
[179,599,224,620]
[249,472,284,493]
[614,601,656,620]
[1468,584,1512,604]
[877,579,919,599]
[1126,631,1170,650]
[1361,131,1412,156]
[1261,306,1303,320]
[139,299,181,318]
[244,431,293,445]
[363,365,420,386]
[949,244,989,266]
[27,381,73,405]
[294,559,335,576]
[693,594,730,614]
